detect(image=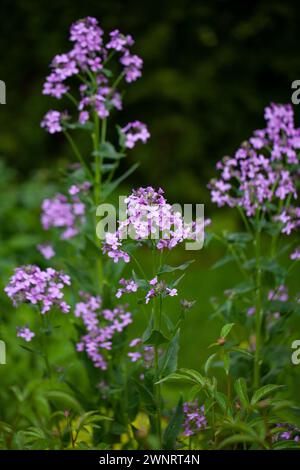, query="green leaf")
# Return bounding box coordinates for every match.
[45,390,83,413]
[204,353,218,375]
[214,391,229,413]
[162,396,184,450]
[158,260,195,274]
[66,122,94,131]
[232,281,254,294]
[230,347,253,359]
[222,352,230,375]
[157,368,206,387]
[273,440,300,449]
[235,378,250,408]
[159,331,180,378]
[217,434,258,449]
[220,323,235,338]
[142,314,154,342]
[225,232,253,244]
[20,345,43,356]
[251,384,283,405]
[76,411,112,433]
[102,163,139,199]
[212,254,235,270]
[143,330,170,347]
[97,142,125,160]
